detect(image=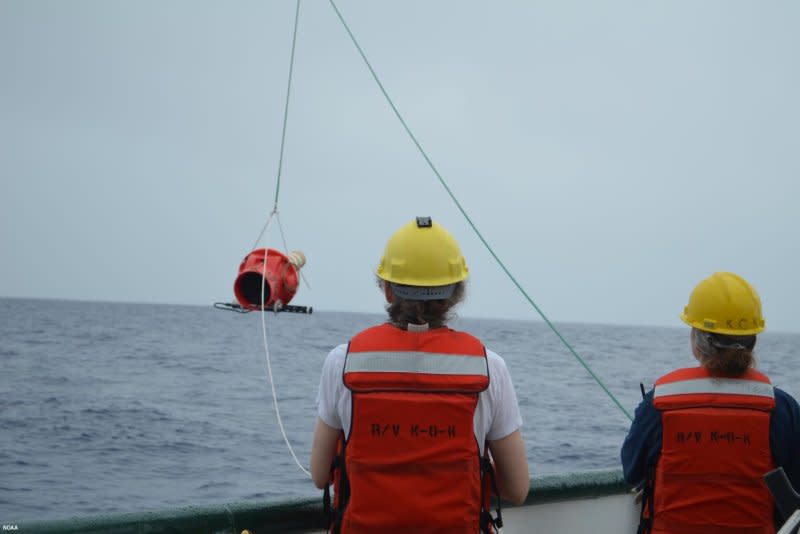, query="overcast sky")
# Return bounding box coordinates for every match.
[1,1,798,332]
